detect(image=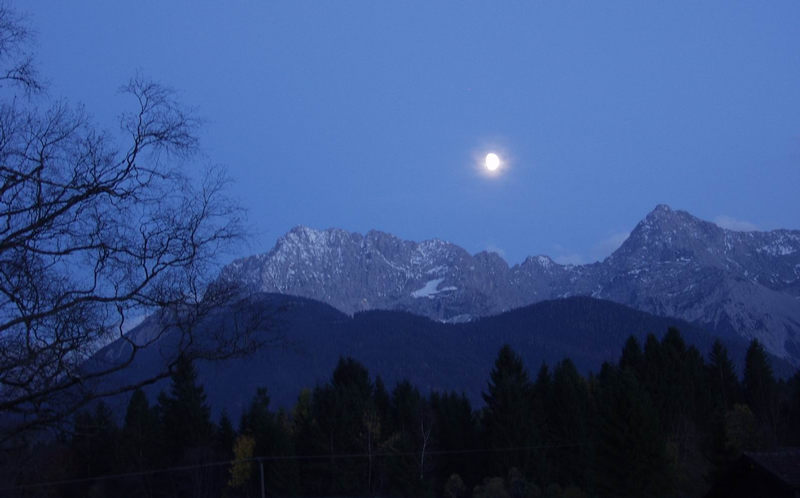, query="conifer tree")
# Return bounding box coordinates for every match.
[385,380,433,495]
[743,339,777,443]
[158,355,213,460]
[125,389,156,438]
[120,389,160,495]
[312,357,374,496]
[593,363,672,498]
[657,328,690,432]
[549,359,591,488]
[430,391,479,492]
[239,388,297,494]
[530,362,553,483]
[374,375,392,426]
[482,345,536,477]
[240,388,272,443]
[641,333,663,401]
[619,335,644,376]
[707,340,740,412]
[71,402,121,496]
[292,388,328,496]
[705,340,742,479]
[215,411,236,461]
